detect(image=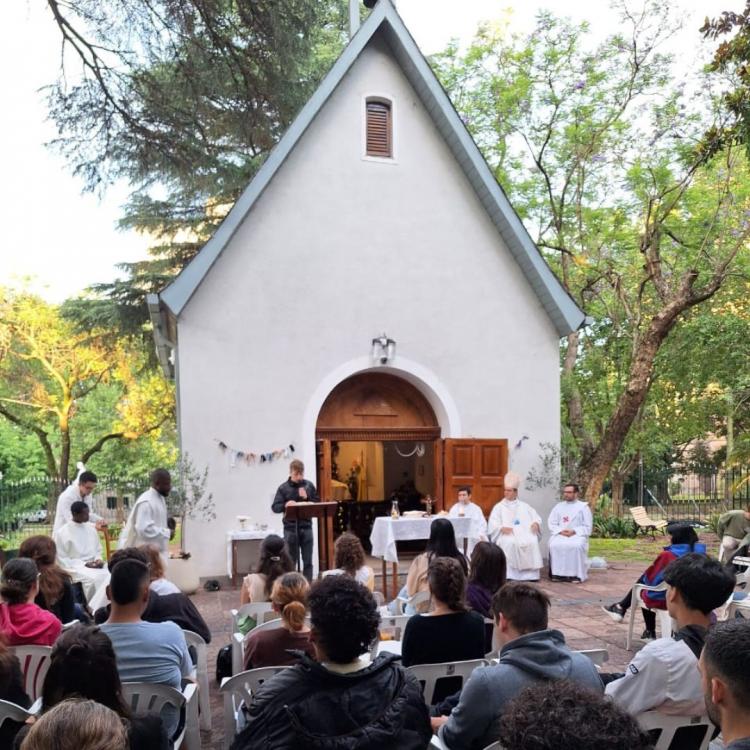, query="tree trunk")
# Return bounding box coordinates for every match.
[59,423,71,484]
[611,474,626,516]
